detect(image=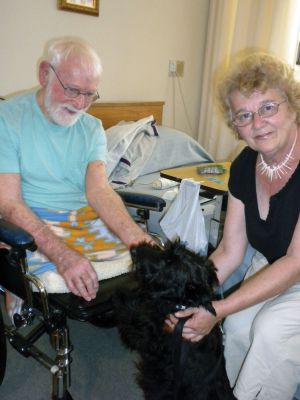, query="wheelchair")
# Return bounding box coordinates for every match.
[0,192,166,400]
